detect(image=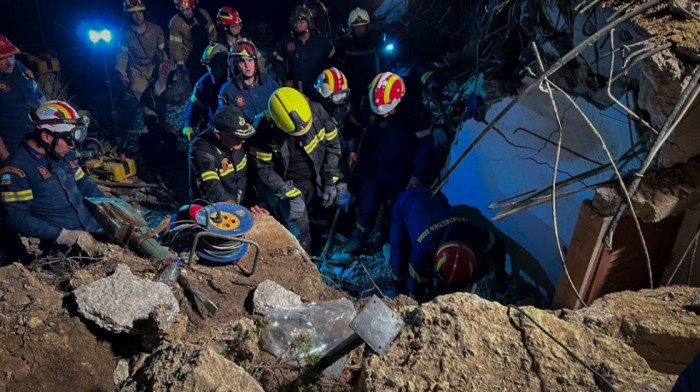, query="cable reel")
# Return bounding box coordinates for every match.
[193,203,254,262]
